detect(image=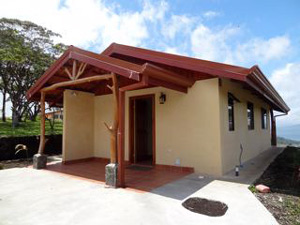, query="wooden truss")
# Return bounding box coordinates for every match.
[37,59,119,165]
